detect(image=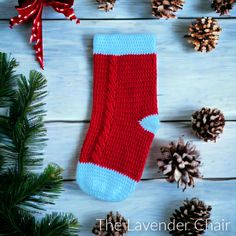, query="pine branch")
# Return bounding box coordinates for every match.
[0,52,18,108]
[8,70,47,174]
[0,54,80,235]
[0,52,18,170]
[0,132,16,171]
[0,210,79,236]
[0,209,34,235]
[36,212,80,236]
[0,164,63,213]
[0,170,79,236]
